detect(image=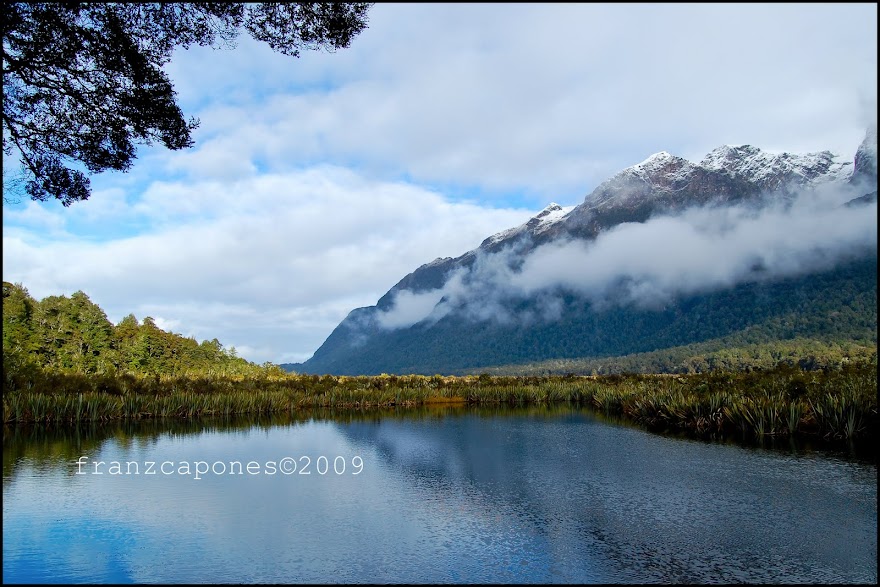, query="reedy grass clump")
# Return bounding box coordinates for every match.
[2,364,876,441]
